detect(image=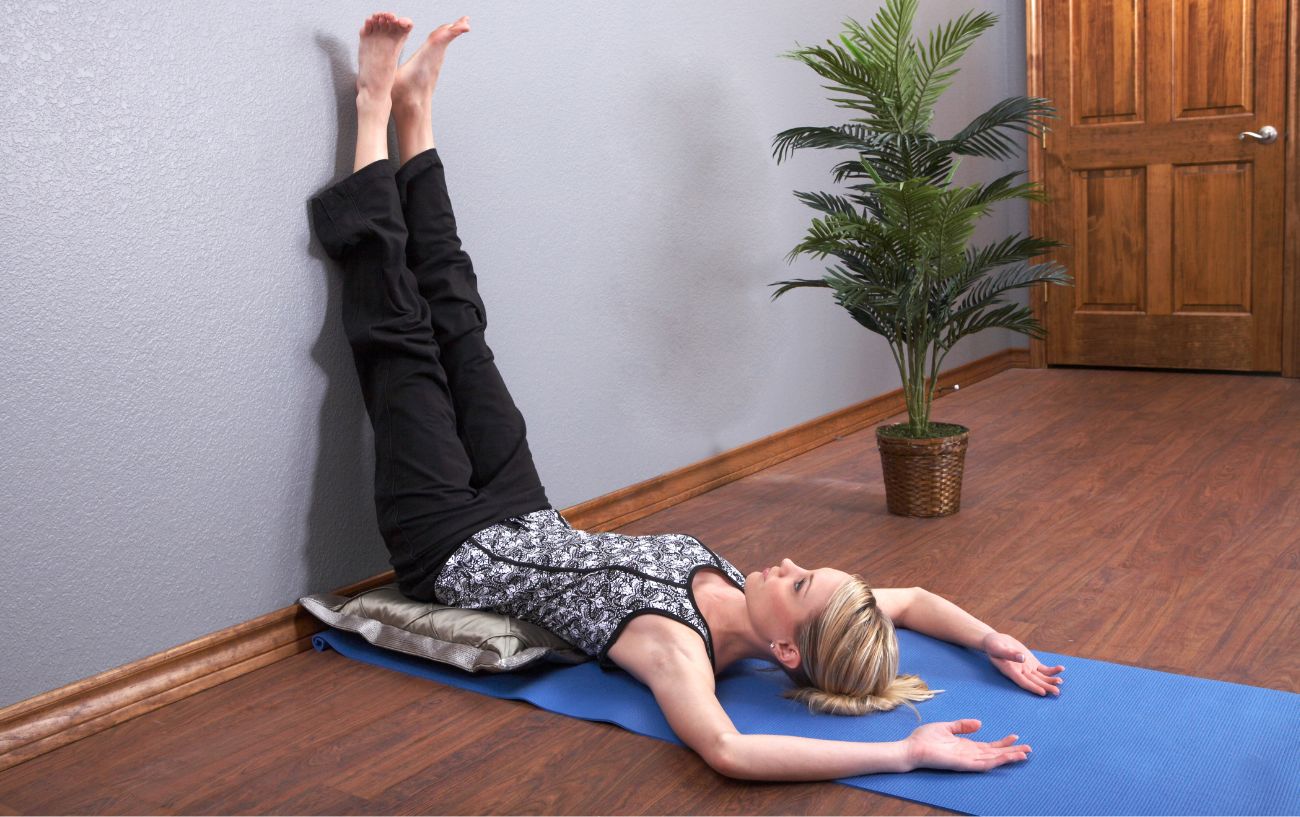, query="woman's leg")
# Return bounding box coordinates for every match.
[308,13,538,599]
[387,19,552,510]
[351,13,410,172]
[390,17,469,167]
